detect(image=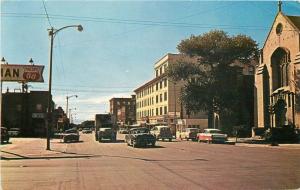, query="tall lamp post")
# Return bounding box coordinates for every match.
[66,95,78,119]
[46,25,83,150]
